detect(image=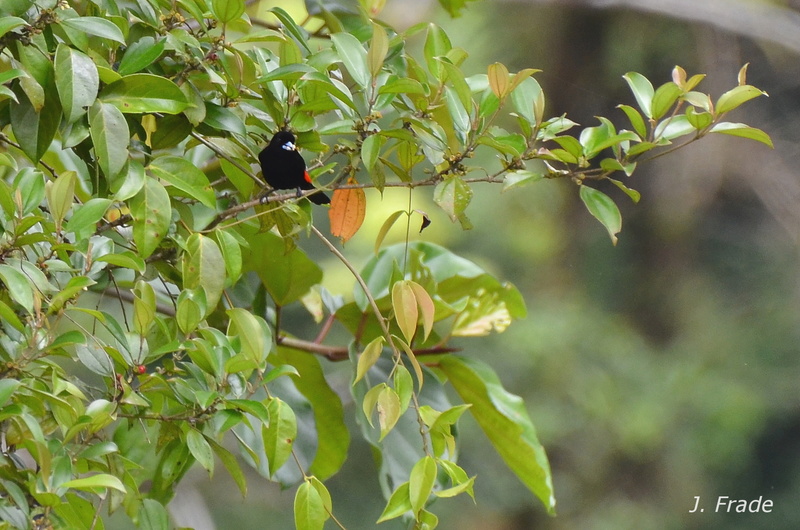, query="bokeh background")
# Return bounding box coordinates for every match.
[160,1,800,528]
